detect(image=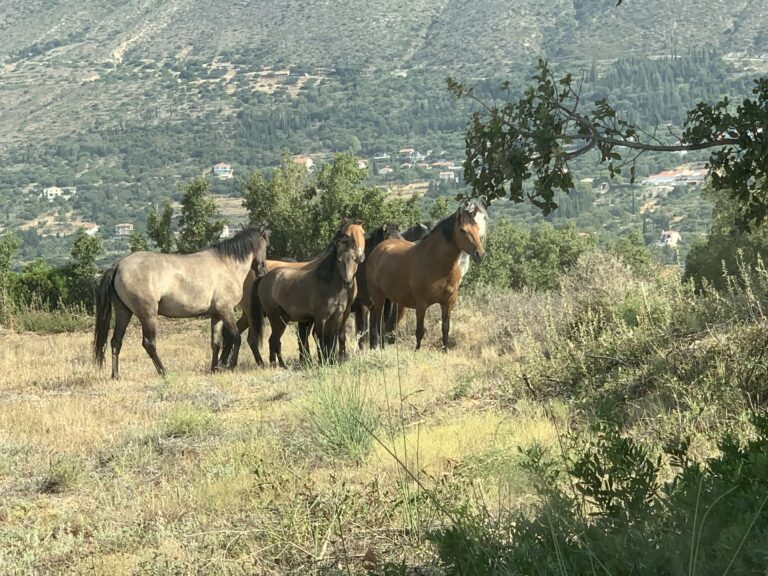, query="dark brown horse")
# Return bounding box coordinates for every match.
[366,207,485,351]
[250,235,360,367]
[93,227,270,379]
[220,220,366,365]
[350,223,403,350]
